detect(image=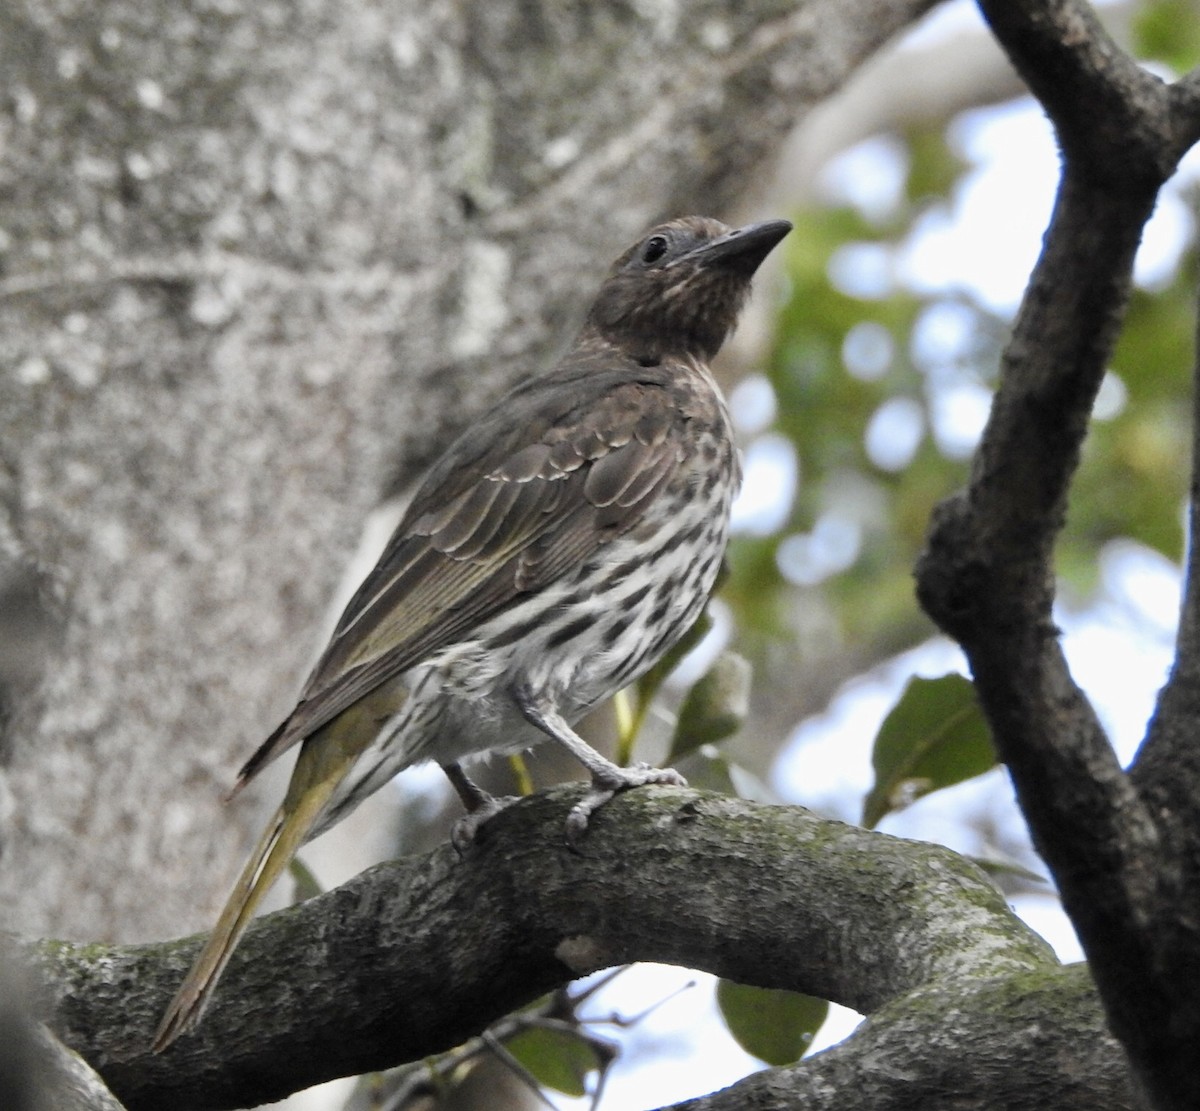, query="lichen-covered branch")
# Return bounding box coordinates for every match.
[673,965,1135,1111]
[19,787,1076,1111]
